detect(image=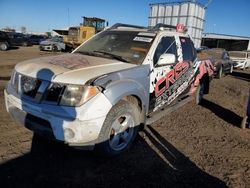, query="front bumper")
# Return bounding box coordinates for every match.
[4,89,112,148]
[233,61,245,69]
